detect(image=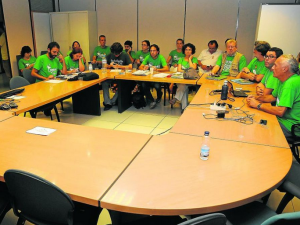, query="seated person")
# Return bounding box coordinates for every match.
[135,40,150,66]
[170,43,198,110]
[197,40,222,73]
[18,46,37,73]
[102,42,132,111]
[123,40,136,63]
[256,47,283,96]
[67,41,86,64]
[238,41,270,82]
[247,54,300,143]
[139,44,168,109]
[211,39,247,77]
[92,35,110,69]
[32,42,67,82]
[166,38,185,71]
[64,47,85,74]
